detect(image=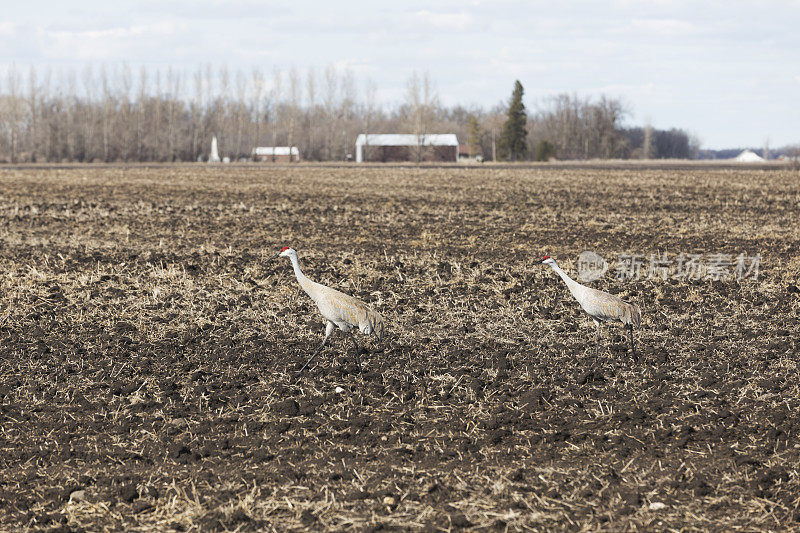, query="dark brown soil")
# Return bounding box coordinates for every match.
[0,164,799,530]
